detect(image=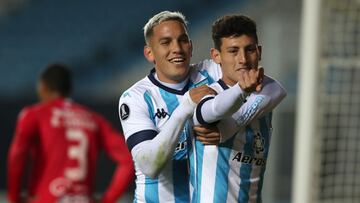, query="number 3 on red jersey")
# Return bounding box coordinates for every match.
[65,129,88,181]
